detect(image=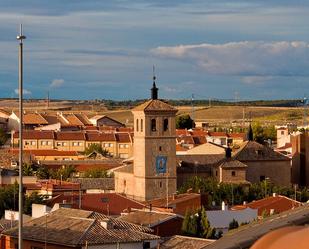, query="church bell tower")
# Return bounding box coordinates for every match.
[131,72,178,201]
